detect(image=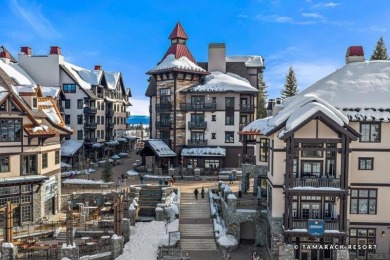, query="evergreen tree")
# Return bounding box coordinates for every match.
[370,37,389,60]
[257,72,268,119]
[101,157,113,182]
[281,66,298,99]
